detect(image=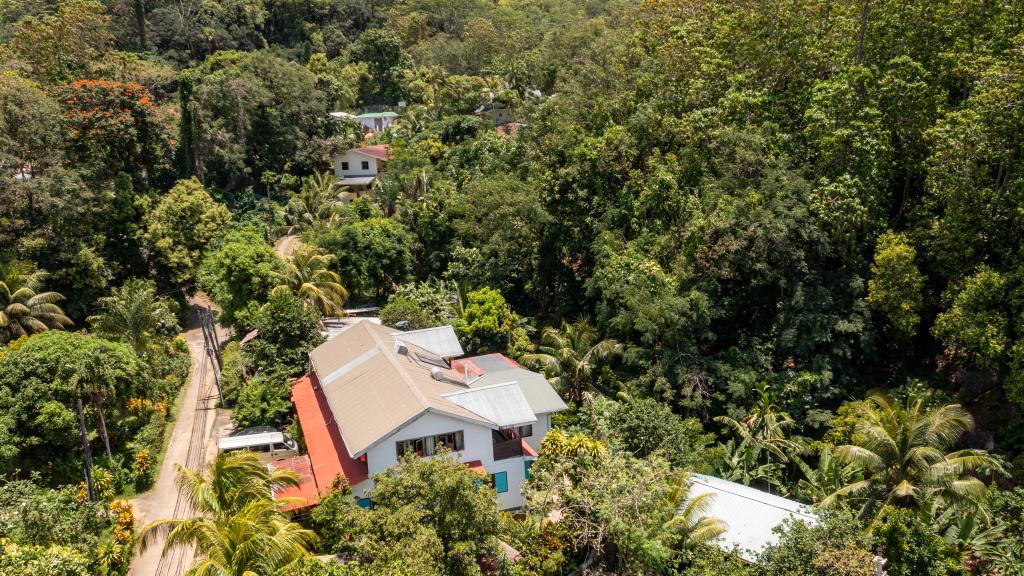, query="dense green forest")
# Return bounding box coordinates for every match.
[2,0,1024,574]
